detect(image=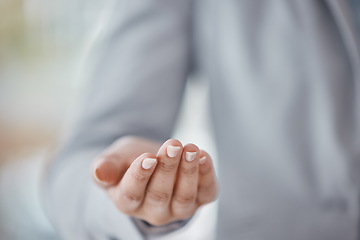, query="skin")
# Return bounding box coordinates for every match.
[91,136,218,226]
